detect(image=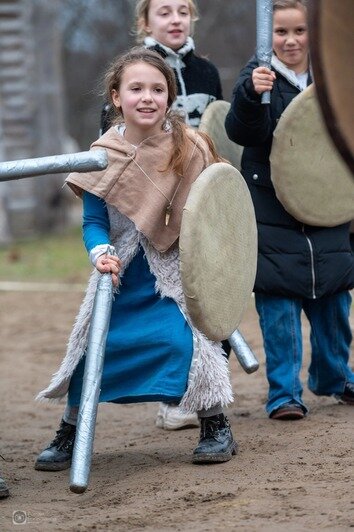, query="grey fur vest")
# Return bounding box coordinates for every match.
[37,207,233,413]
